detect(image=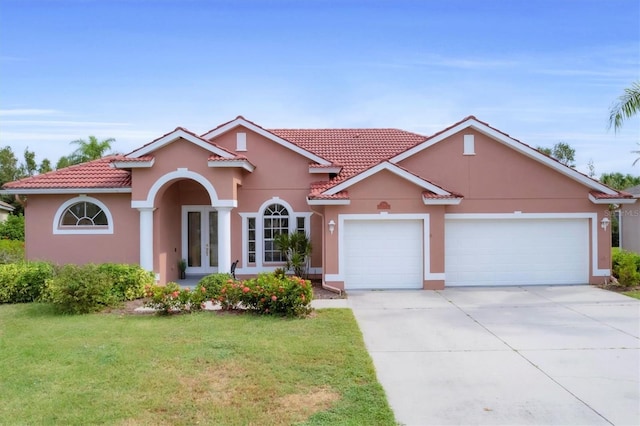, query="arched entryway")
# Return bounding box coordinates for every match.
[131,168,237,284]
